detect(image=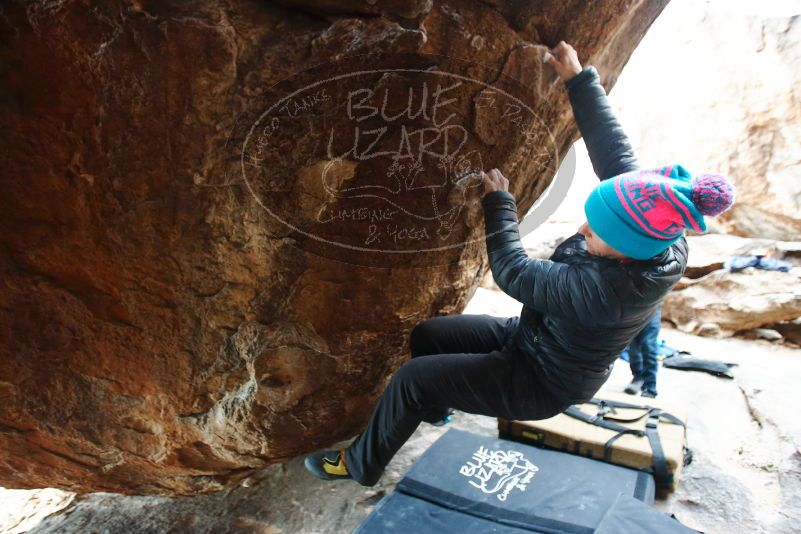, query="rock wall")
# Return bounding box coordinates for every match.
[609,0,801,241]
[663,267,801,336]
[0,0,667,495]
